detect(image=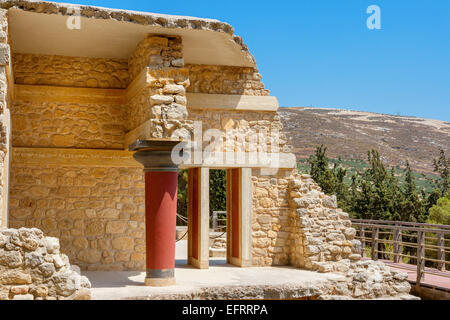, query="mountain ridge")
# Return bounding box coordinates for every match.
[279,107,450,174]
